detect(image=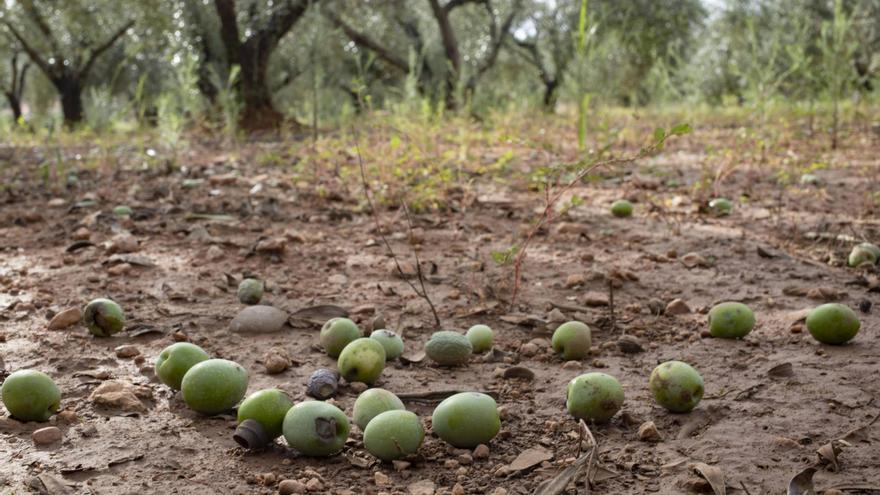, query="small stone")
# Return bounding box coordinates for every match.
[444,459,460,469]
[107,234,139,254]
[47,307,82,330]
[206,245,224,261]
[519,343,538,357]
[494,465,511,477]
[89,380,147,412]
[56,410,78,424]
[680,252,708,268]
[278,479,307,495]
[349,382,369,394]
[305,478,323,492]
[256,237,287,255]
[496,405,510,420]
[591,359,606,368]
[327,274,348,285]
[264,347,292,374]
[562,360,581,370]
[72,227,91,241]
[230,305,288,334]
[581,291,609,306]
[261,473,277,486]
[392,460,411,471]
[408,480,435,495]
[32,426,62,445]
[457,453,473,465]
[491,489,508,495]
[565,274,586,288]
[452,484,466,495]
[374,471,390,485]
[665,299,691,315]
[638,421,661,442]
[114,345,140,358]
[790,324,803,334]
[473,444,490,459]
[107,263,132,276]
